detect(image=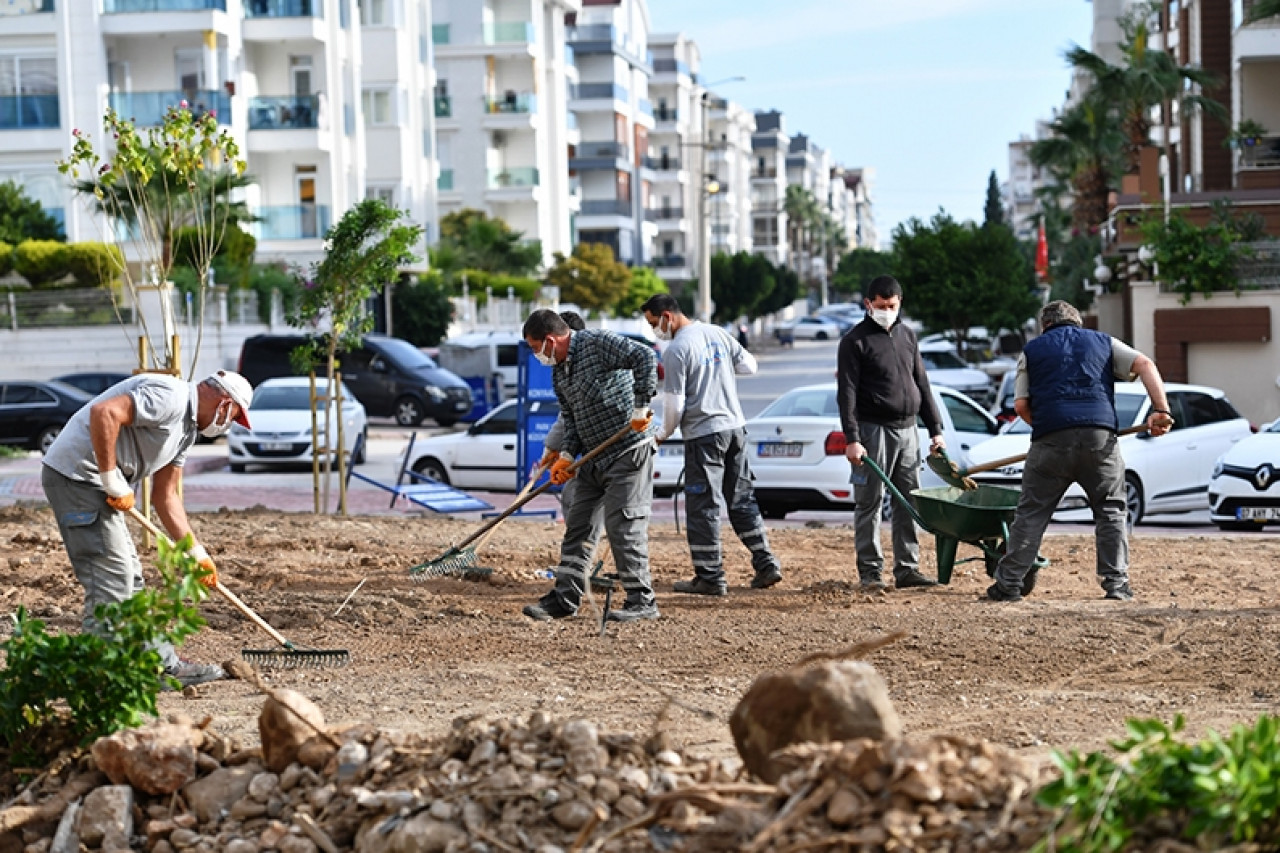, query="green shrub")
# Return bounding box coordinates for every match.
[174,223,257,289]
[250,263,299,323]
[65,242,125,289]
[454,268,540,303]
[13,239,71,288]
[0,240,12,277]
